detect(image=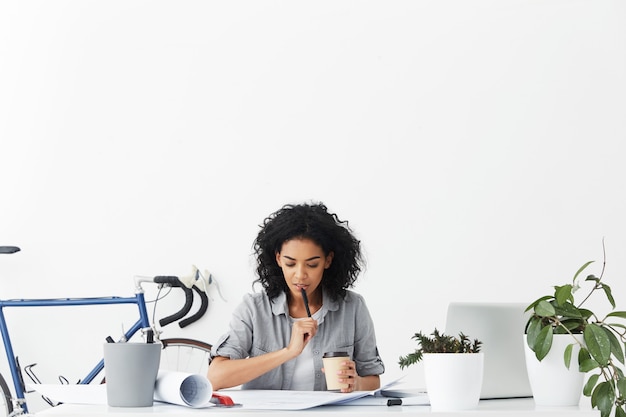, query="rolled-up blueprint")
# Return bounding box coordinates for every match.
[154,370,214,408]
